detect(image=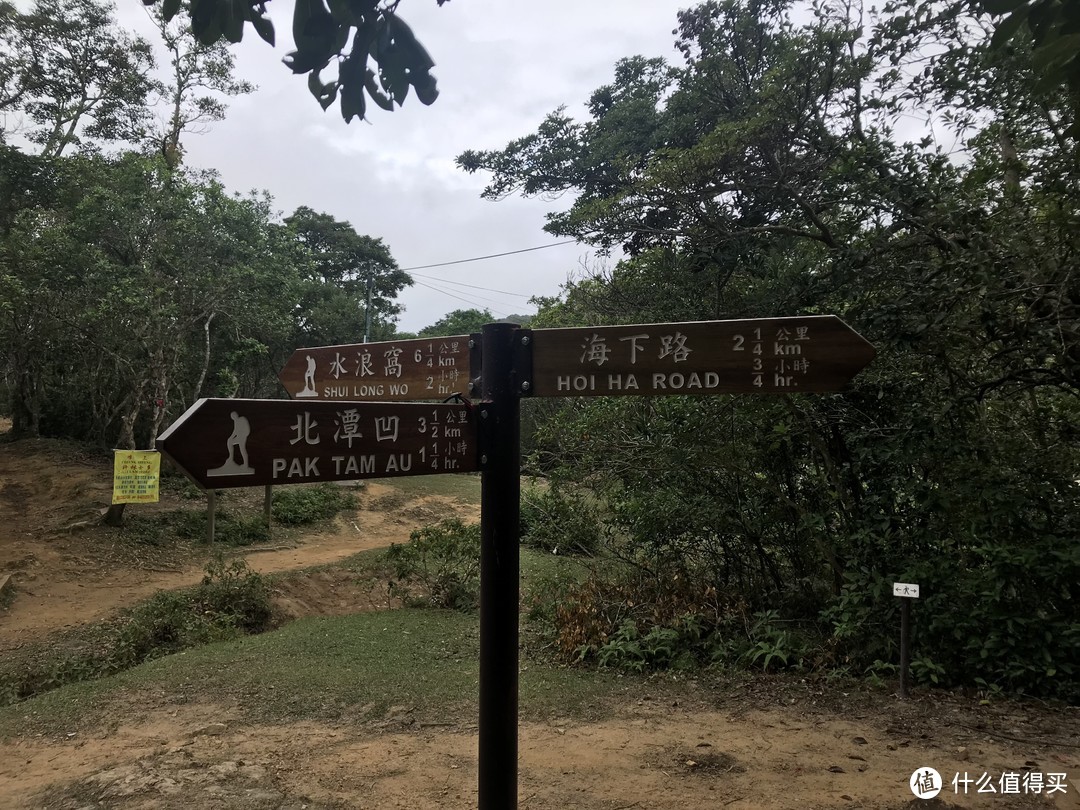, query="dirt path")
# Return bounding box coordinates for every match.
[0,433,477,646]
[1,698,1078,809]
